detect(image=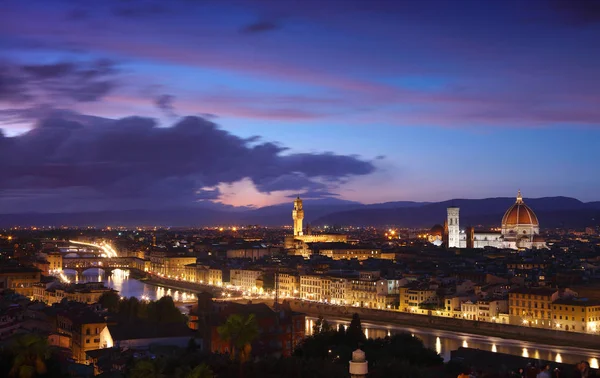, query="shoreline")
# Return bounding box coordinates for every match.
[133,275,600,351]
